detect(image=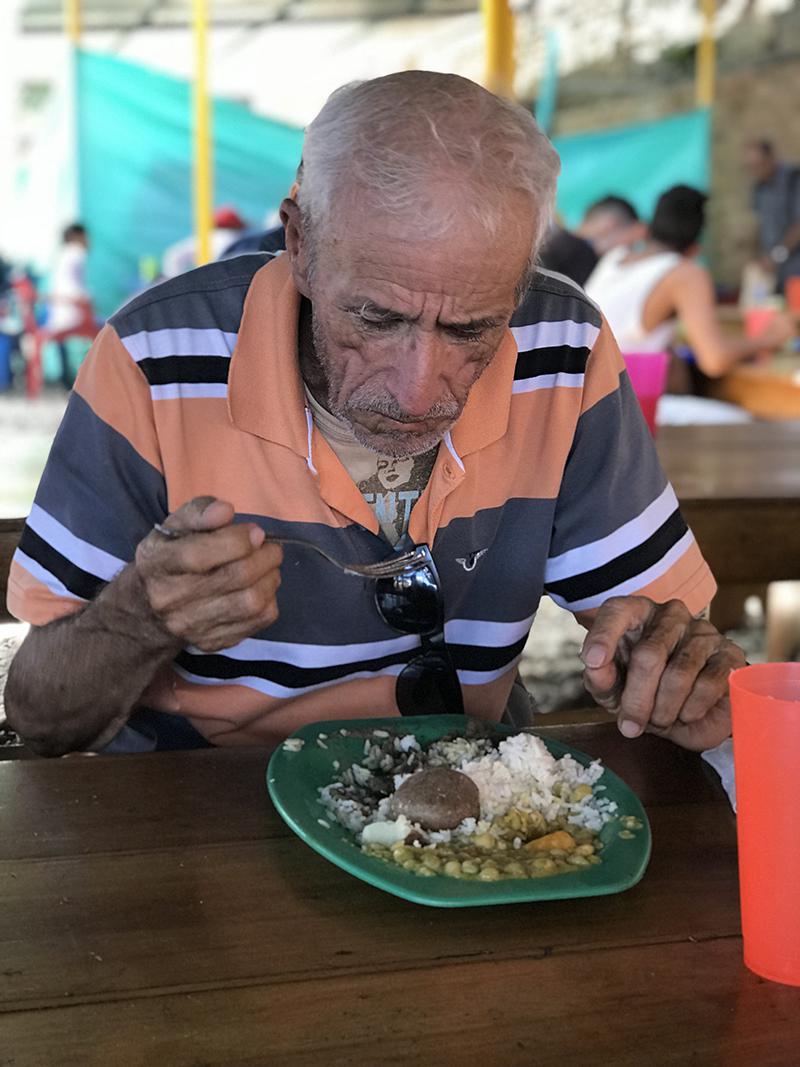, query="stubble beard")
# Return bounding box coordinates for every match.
[310,314,461,459]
